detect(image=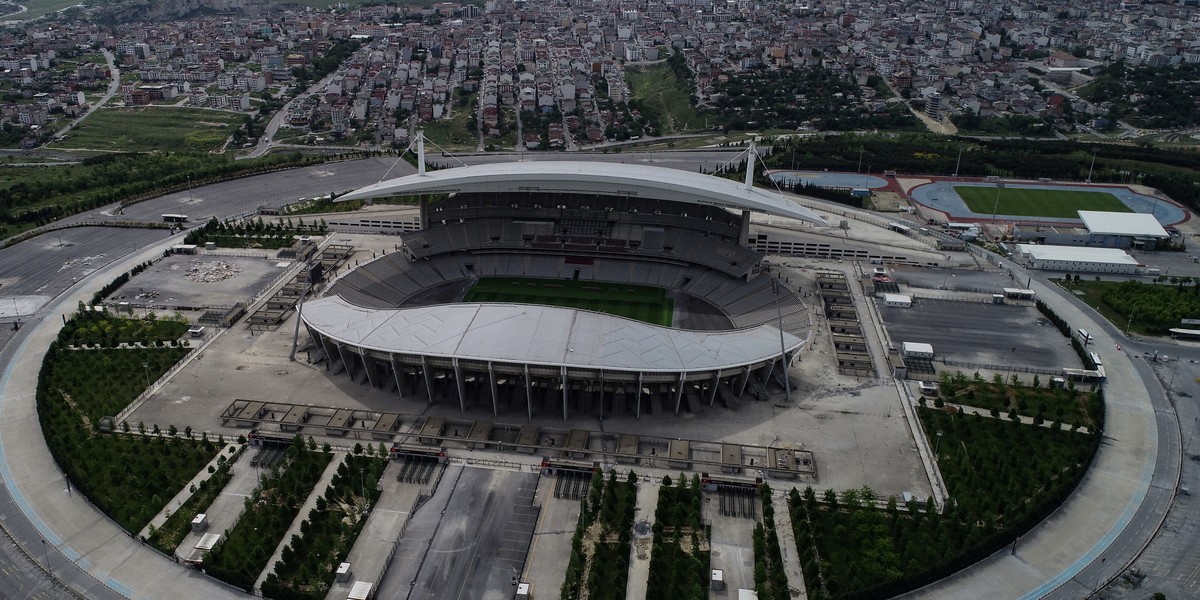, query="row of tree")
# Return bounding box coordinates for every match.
[560,470,639,600]
[646,474,708,600]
